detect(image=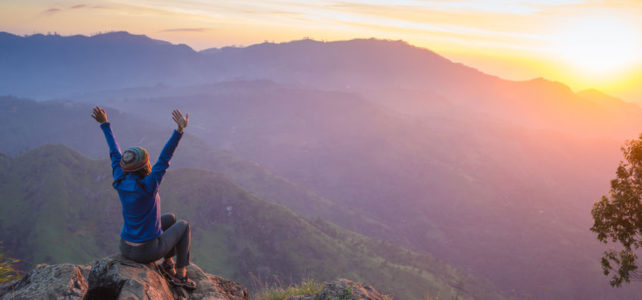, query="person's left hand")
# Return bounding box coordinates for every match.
[91,106,108,124]
[172,109,189,133]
